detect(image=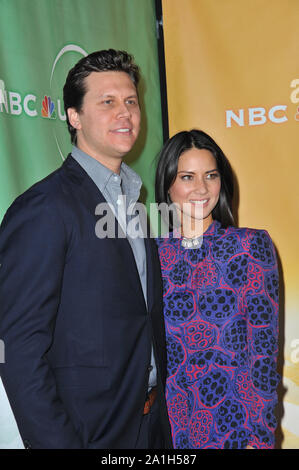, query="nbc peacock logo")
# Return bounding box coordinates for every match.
[41,95,56,119]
